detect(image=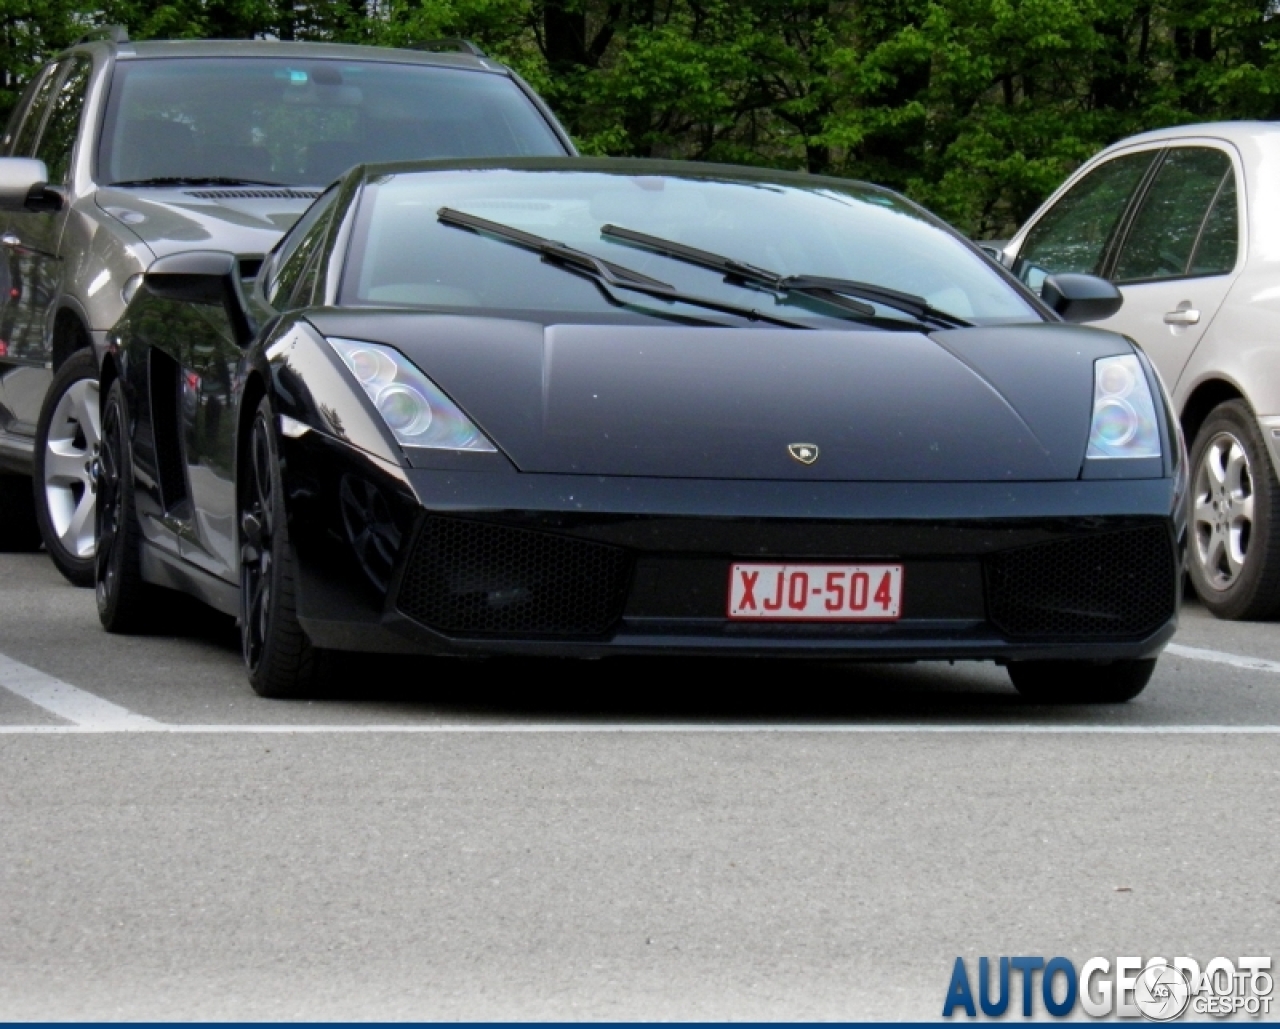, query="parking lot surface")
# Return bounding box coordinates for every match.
[0,552,1277,1019]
